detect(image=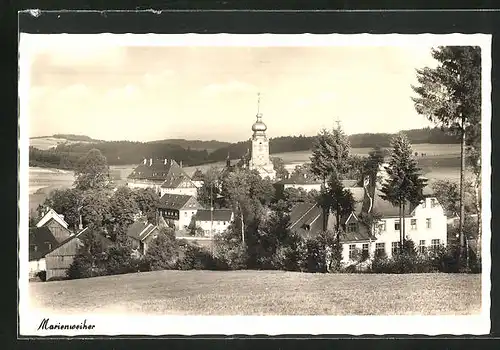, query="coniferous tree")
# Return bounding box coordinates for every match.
[310,126,351,185]
[412,46,481,264]
[380,134,427,247]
